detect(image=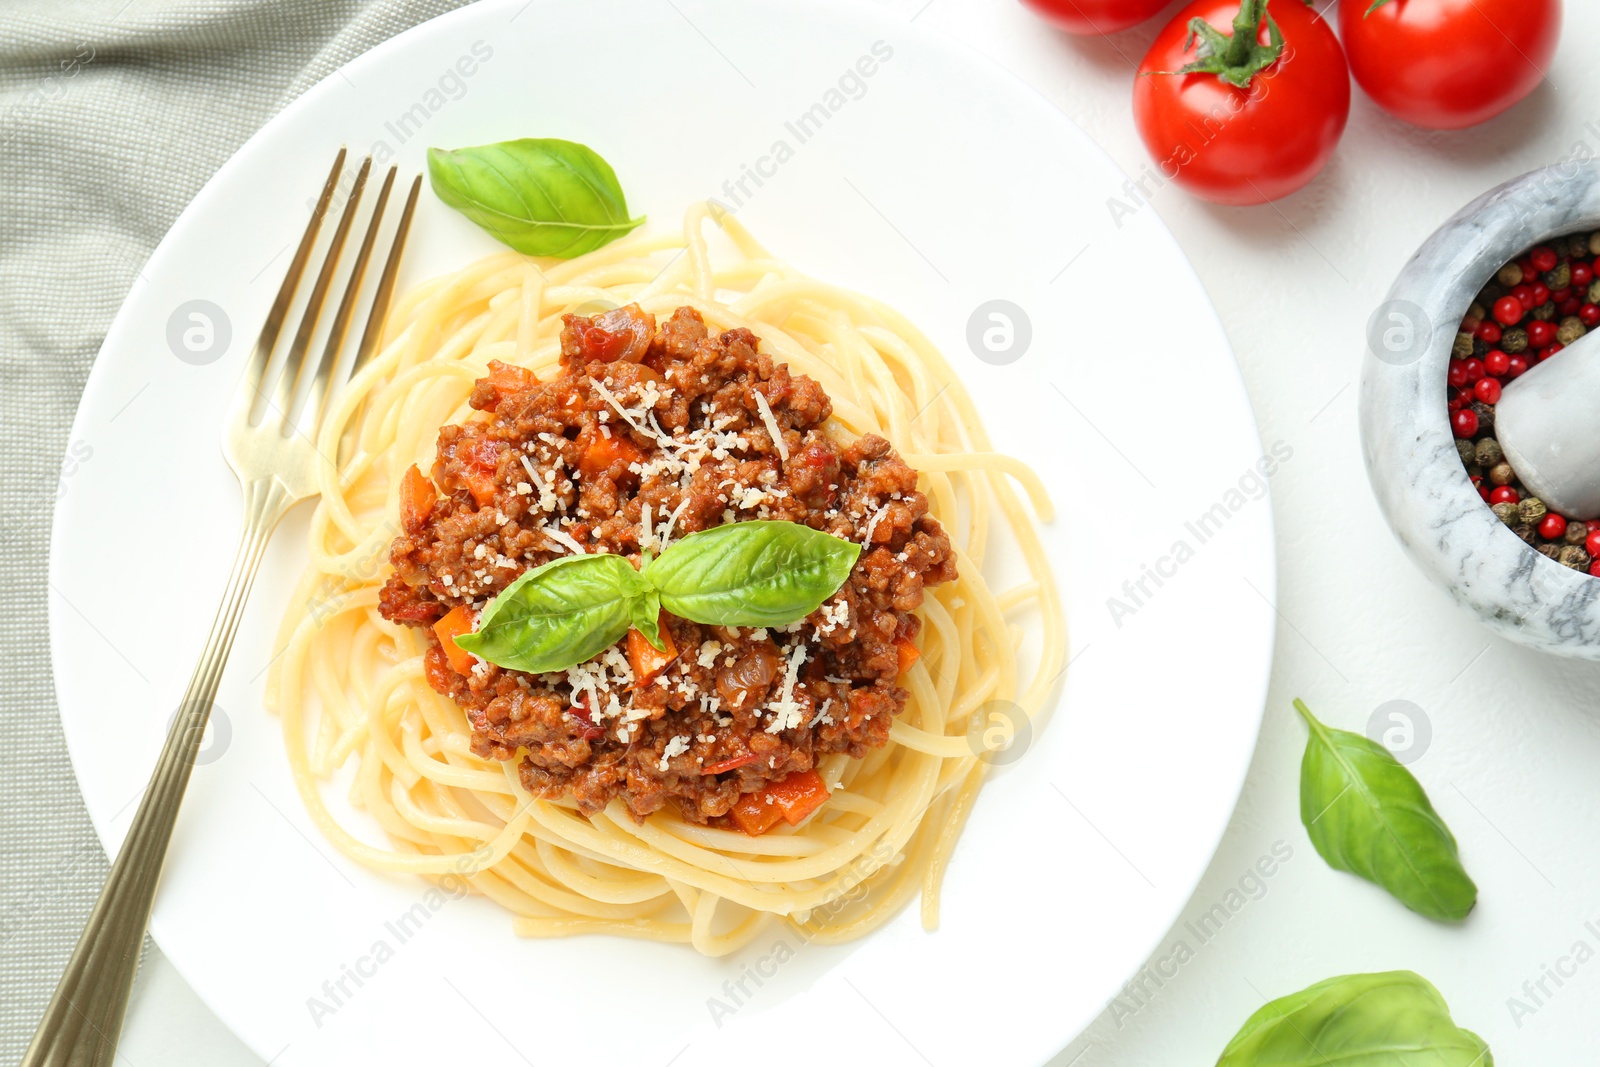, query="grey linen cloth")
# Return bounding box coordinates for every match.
[0,1,471,1057]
